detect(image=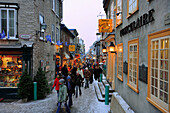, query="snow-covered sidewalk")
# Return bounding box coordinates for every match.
[53,80,110,113]
[0,90,58,113]
[0,80,110,113]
